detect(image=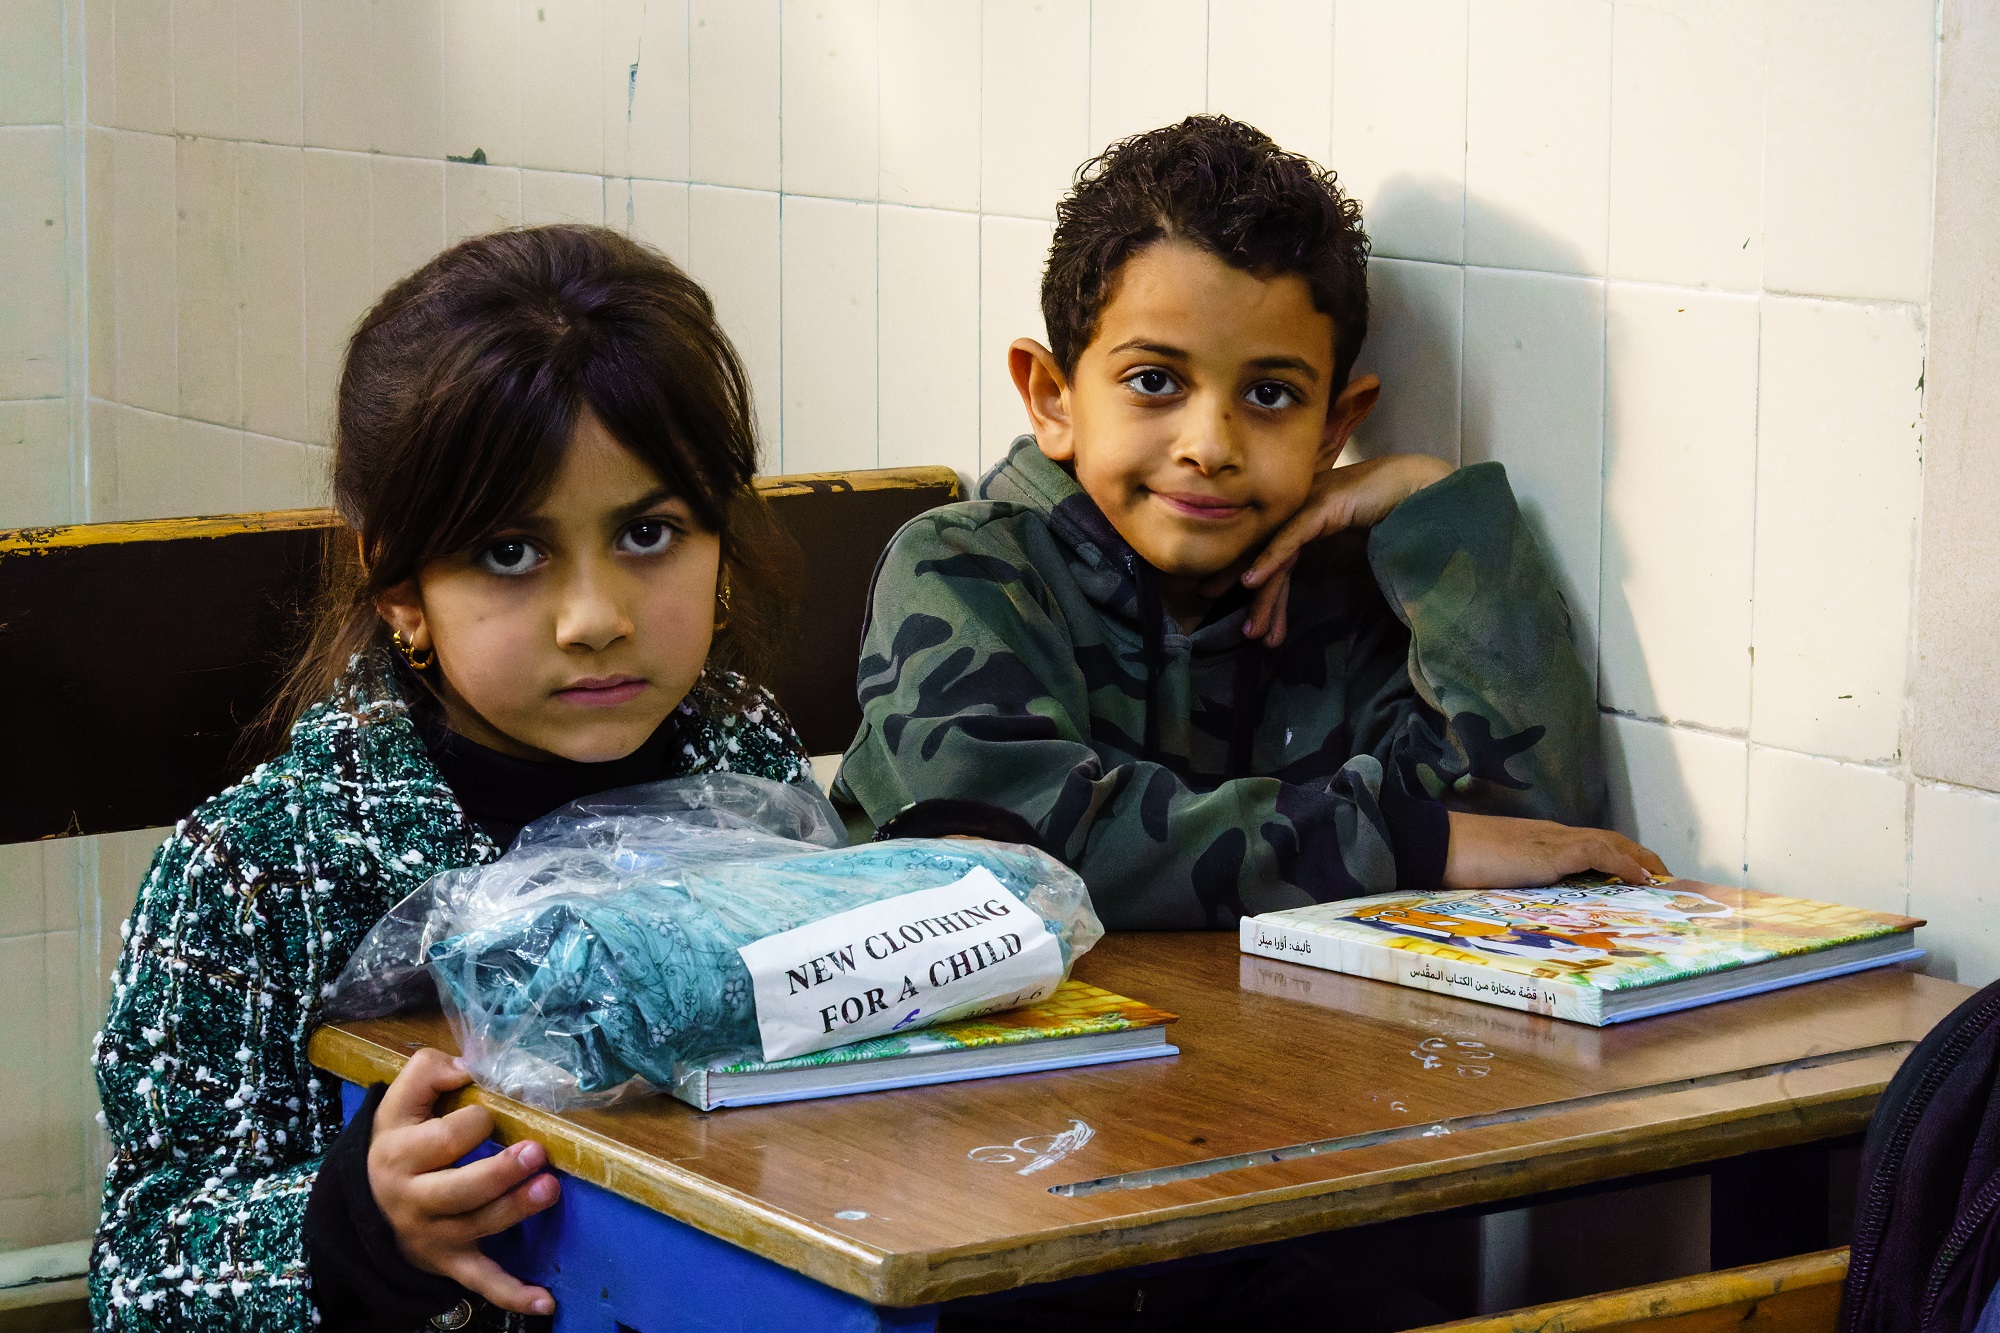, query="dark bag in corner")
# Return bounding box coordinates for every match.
[1843,979,2000,1333]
